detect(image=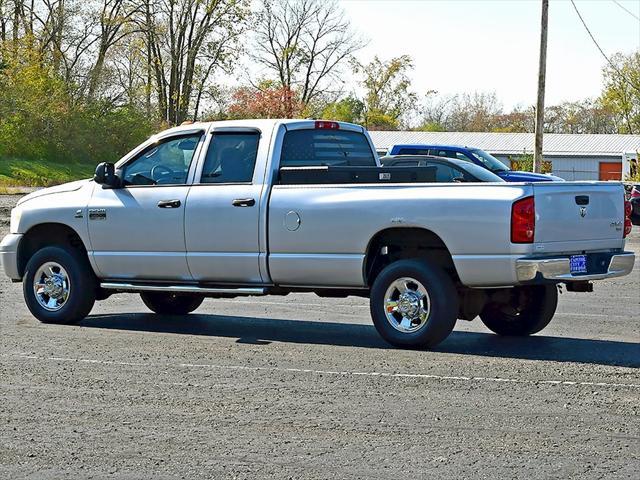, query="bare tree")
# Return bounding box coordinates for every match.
[142,0,249,124]
[0,0,7,42]
[87,0,141,98]
[23,0,97,88]
[419,92,503,132]
[254,0,364,115]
